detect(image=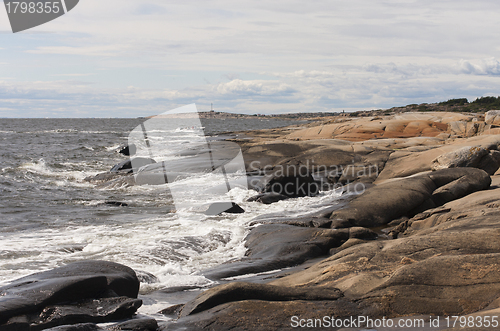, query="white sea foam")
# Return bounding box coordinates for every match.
[106,144,122,151]
[0,117,339,317]
[0,185,345,294]
[18,159,100,184]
